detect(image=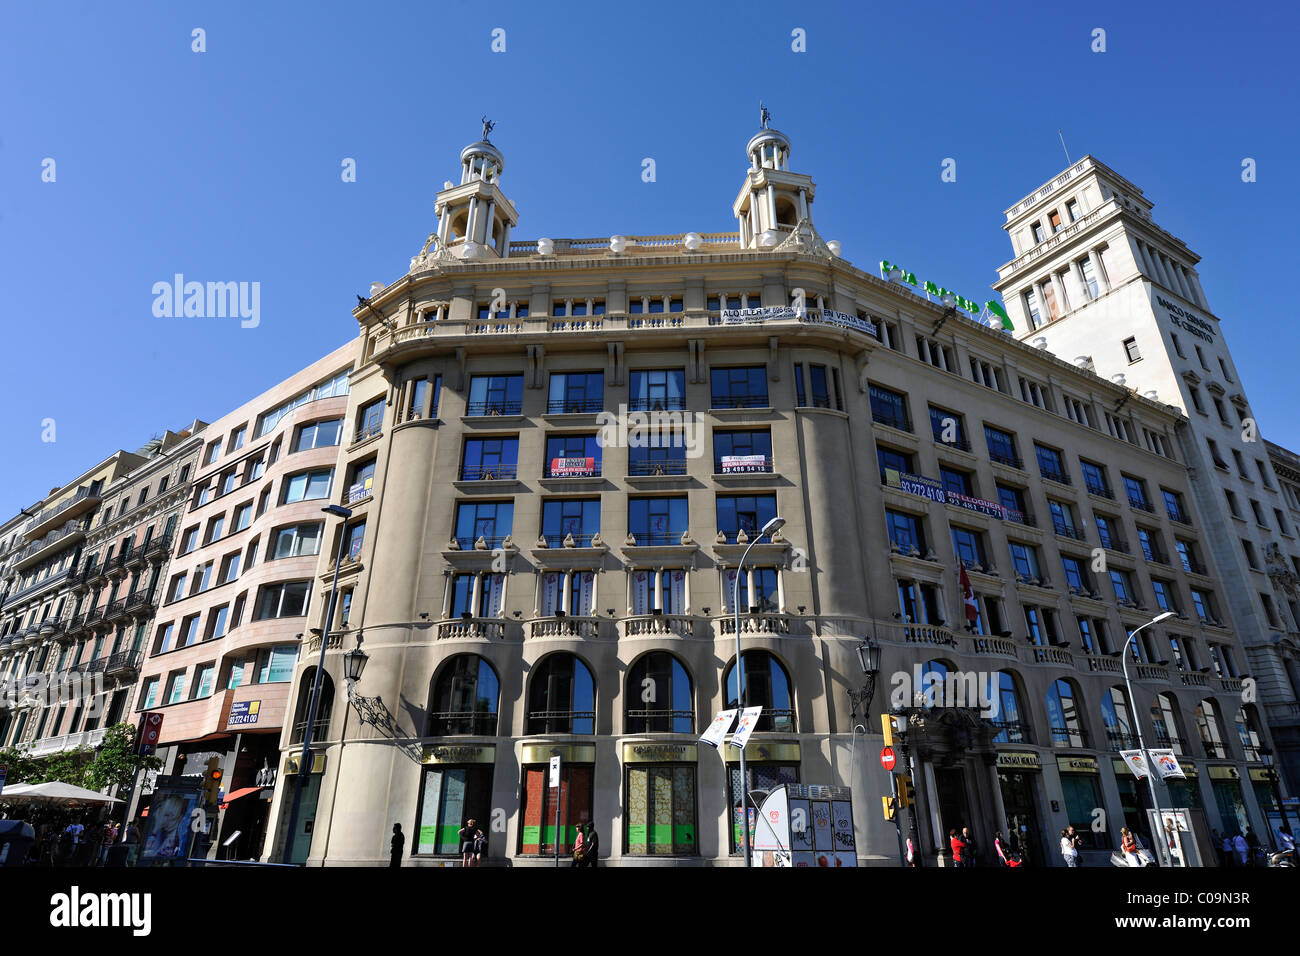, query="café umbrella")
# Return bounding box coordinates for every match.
[0,781,123,805]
